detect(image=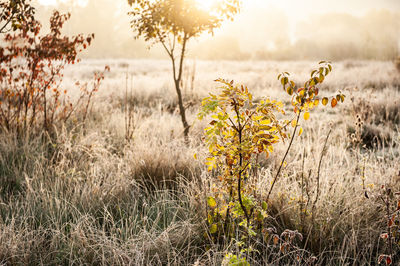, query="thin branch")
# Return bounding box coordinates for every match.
[157,32,173,58]
[266,110,302,203]
[300,147,306,232]
[225,112,239,132]
[177,32,188,82]
[241,109,258,131]
[239,161,251,175]
[312,128,331,209]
